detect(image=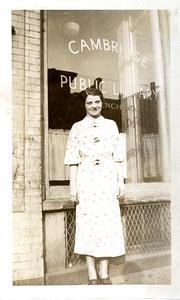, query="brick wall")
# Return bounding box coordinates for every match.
[12,10,44,283]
